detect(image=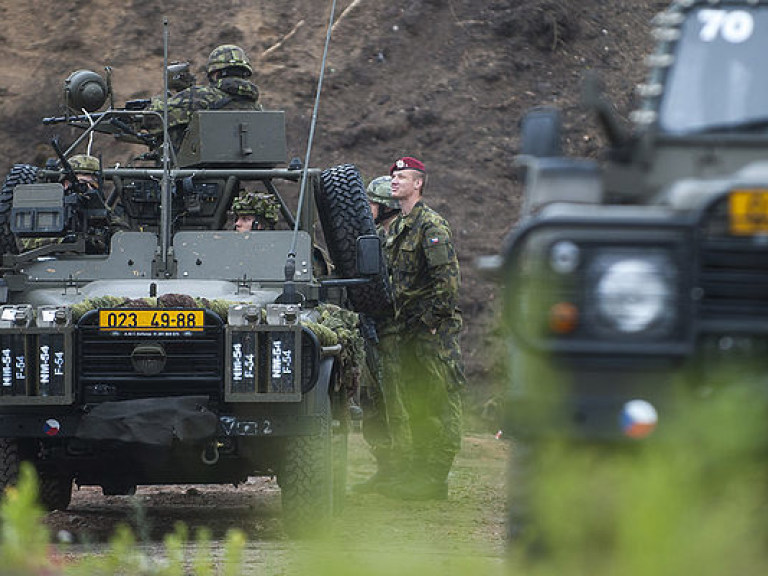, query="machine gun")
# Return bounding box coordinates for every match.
[41,68,160,148]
